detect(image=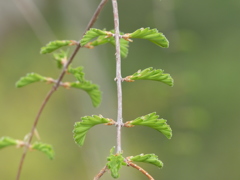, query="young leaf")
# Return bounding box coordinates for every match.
[107,147,127,178]
[31,142,55,160]
[85,30,129,58]
[73,115,114,146]
[40,40,77,54]
[53,50,68,69]
[16,73,46,88]
[0,137,17,149]
[128,154,163,168]
[109,37,129,58]
[68,66,85,82]
[124,67,173,86]
[89,35,111,47]
[80,28,108,46]
[129,27,169,48]
[125,112,172,139]
[70,81,101,107]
